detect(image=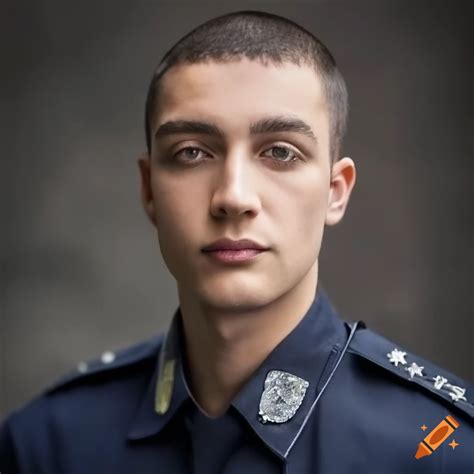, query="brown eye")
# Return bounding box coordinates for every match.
[174,147,209,162]
[262,145,300,163]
